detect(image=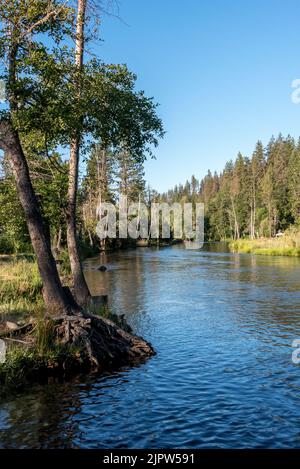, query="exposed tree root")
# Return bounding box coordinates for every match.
[54,313,155,371]
[1,313,155,376]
